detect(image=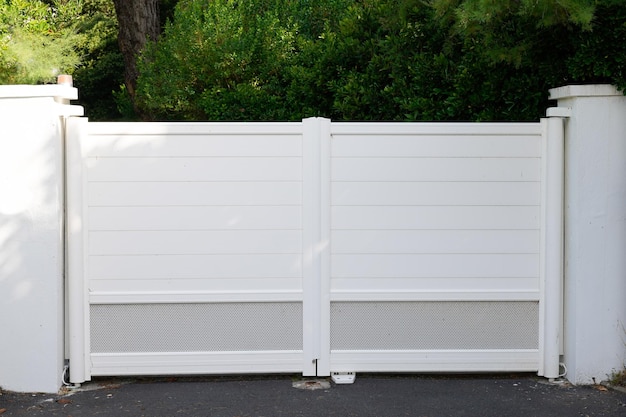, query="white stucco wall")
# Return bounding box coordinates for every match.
[550,85,626,384]
[0,85,79,393]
